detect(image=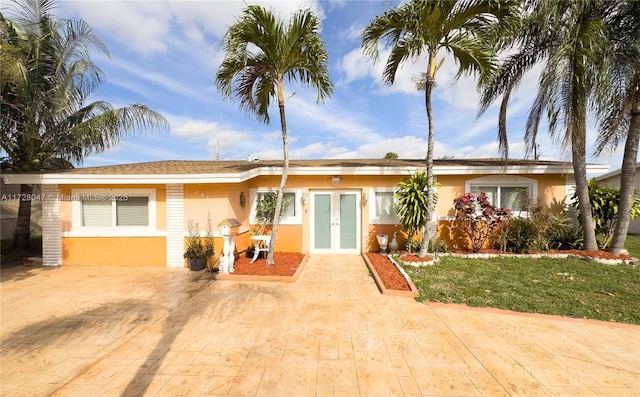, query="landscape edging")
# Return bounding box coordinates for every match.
[362,253,419,298]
